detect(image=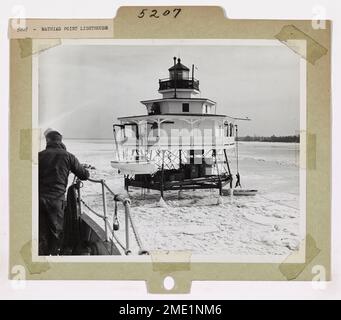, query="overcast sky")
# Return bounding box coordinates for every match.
[38,43,301,139]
